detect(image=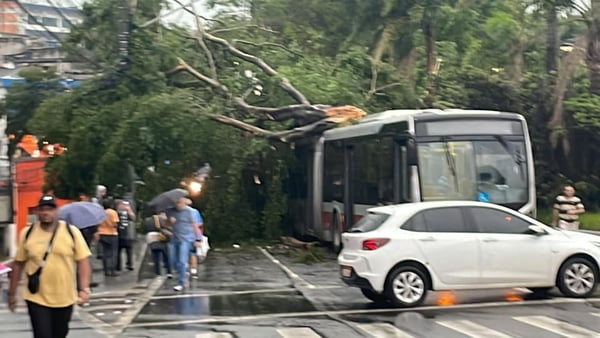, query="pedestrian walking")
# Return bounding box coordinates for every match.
[8,195,92,338]
[186,199,203,278]
[553,185,586,230]
[144,211,172,277]
[115,200,135,271]
[166,197,200,291]
[96,199,120,276]
[91,185,107,260]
